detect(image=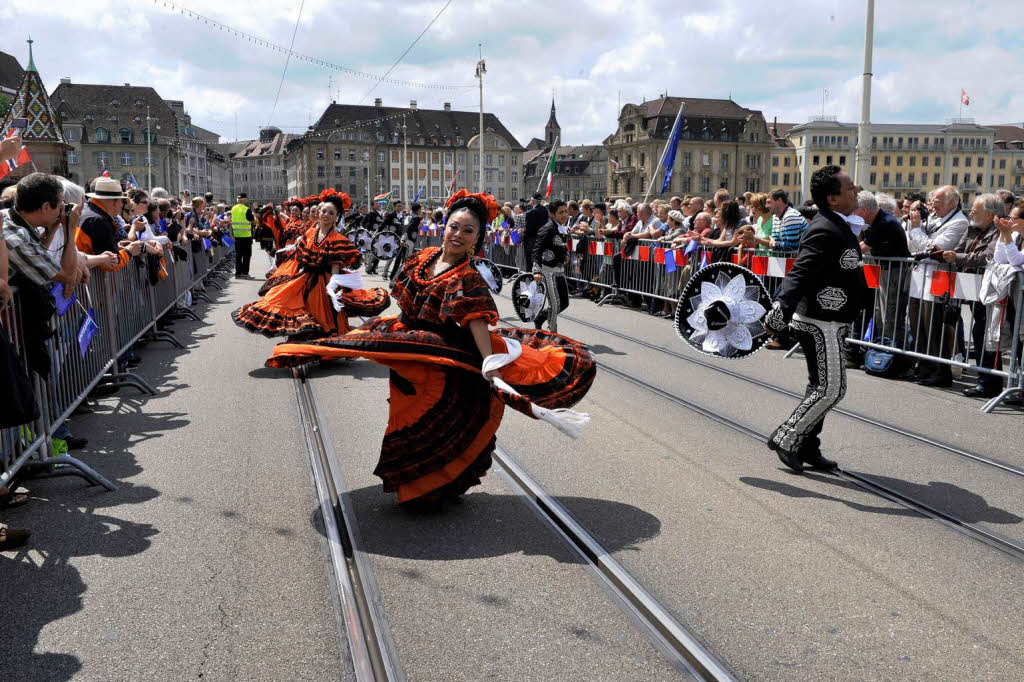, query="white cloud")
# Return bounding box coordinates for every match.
[7,0,1024,148]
